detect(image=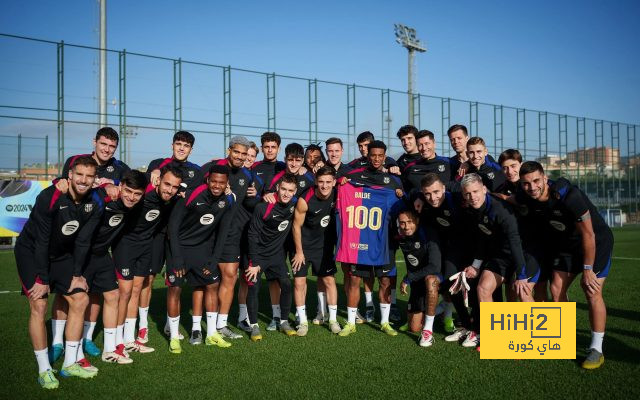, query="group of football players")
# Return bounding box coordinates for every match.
[15,123,612,389]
